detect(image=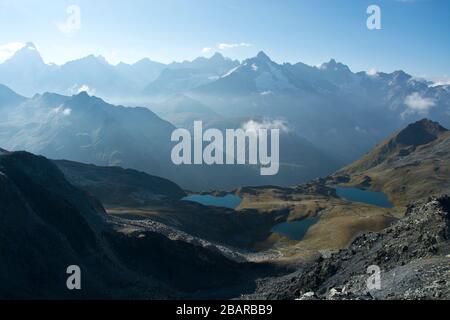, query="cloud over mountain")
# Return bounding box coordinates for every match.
[242,119,290,134]
[403,92,436,116]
